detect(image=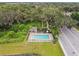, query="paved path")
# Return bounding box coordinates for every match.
[59,27,79,56]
